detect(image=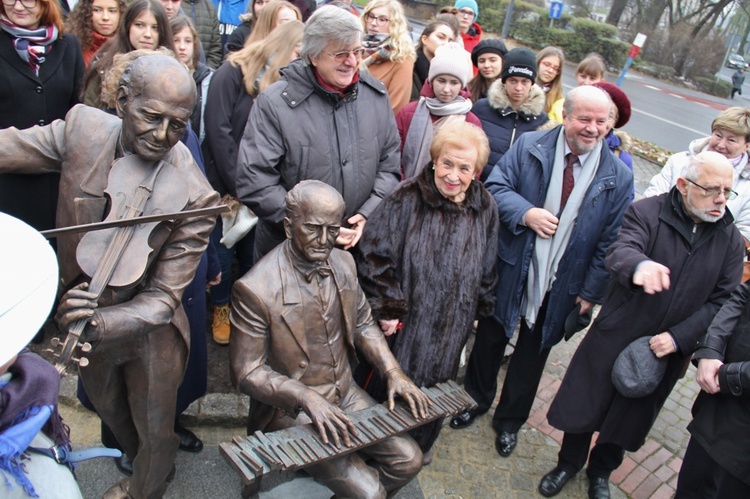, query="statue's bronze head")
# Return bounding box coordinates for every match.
[116,54,196,162]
